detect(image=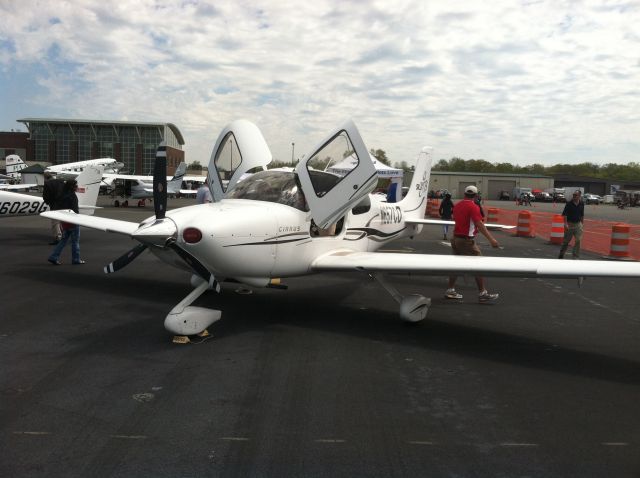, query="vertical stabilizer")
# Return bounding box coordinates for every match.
[5,155,27,179]
[167,162,187,194]
[398,147,432,220]
[76,165,104,216]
